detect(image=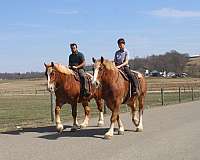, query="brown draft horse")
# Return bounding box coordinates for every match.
[92,57,147,139]
[44,62,104,133]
